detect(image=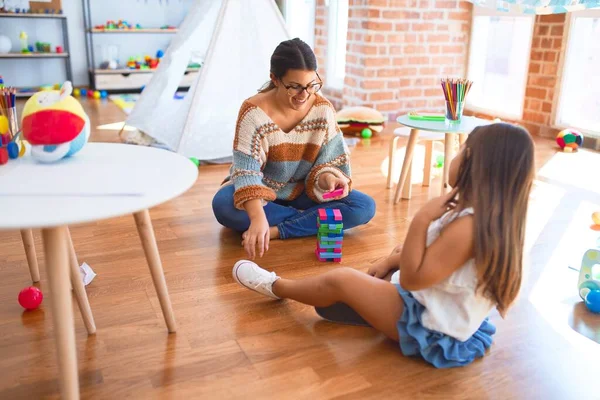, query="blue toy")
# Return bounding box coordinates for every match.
[577,249,600,314]
[100,90,108,99]
[316,209,343,262]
